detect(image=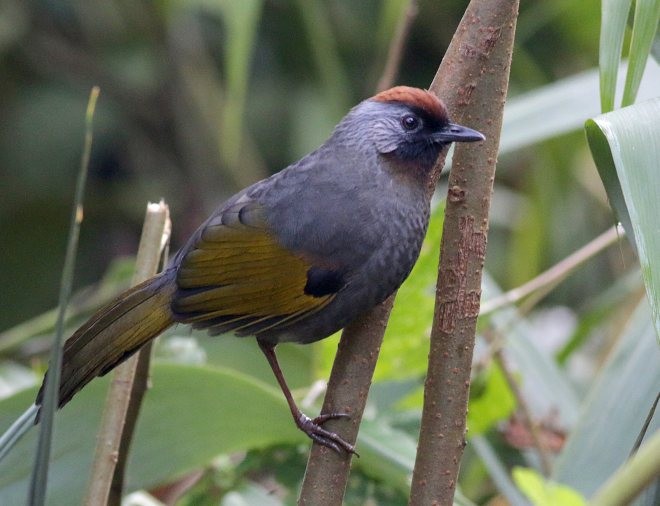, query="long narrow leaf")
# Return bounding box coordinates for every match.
[622,0,660,106]
[599,0,632,112]
[28,87,99,506]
